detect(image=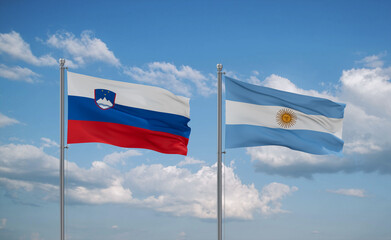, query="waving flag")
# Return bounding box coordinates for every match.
[67,72,191,155]
[225,77,345,155]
